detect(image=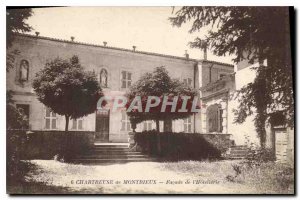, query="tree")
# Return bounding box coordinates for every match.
[32,55,103,131]
[125,66,198,132]
[170,7,293,149]
[6,8,33,71]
